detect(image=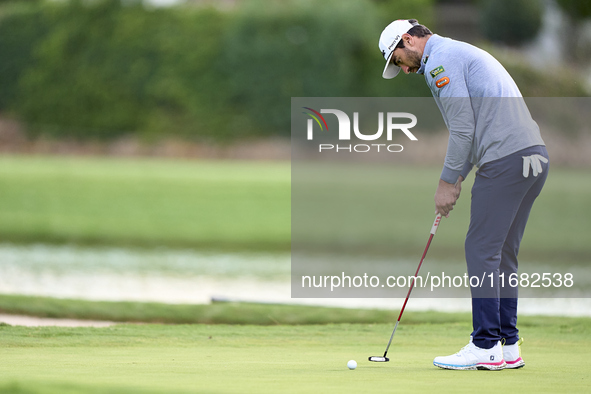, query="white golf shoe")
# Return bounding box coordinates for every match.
[433,337,506,370]
[503,338,525,369]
